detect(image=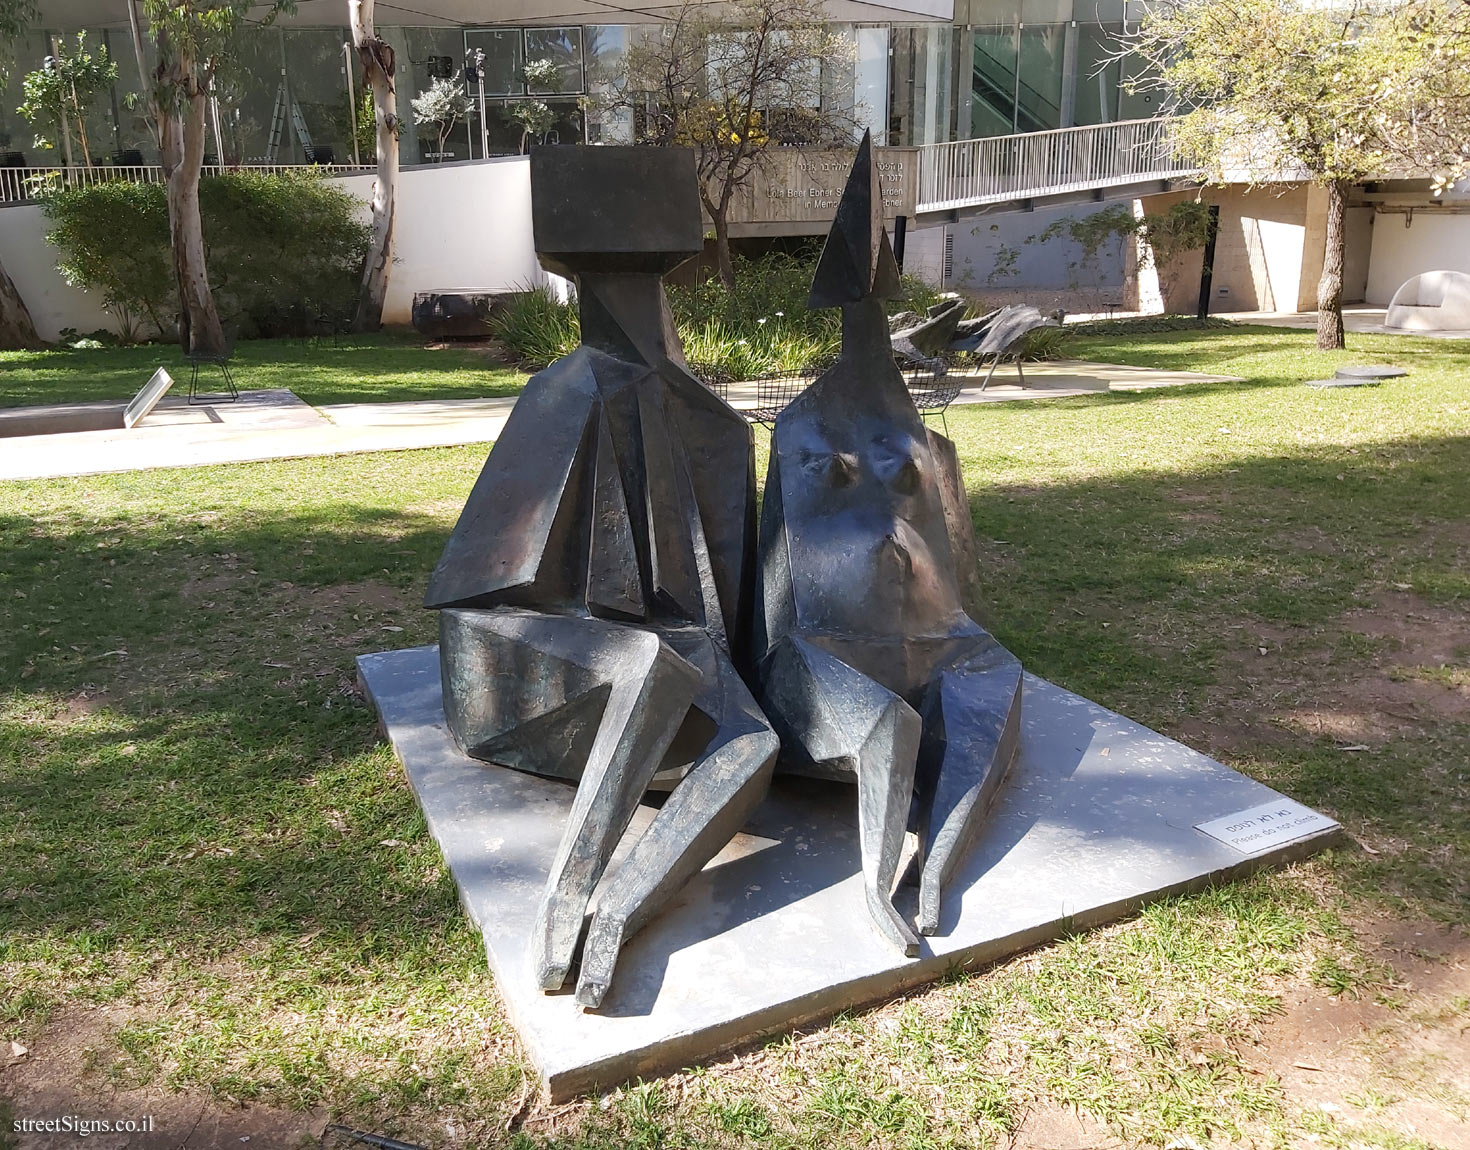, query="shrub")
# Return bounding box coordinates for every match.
[668,249,945,343]
[669,250,834,339]
[43,179,171,340]
[680,318,838,379]
[43,171,370,340]
[1019,325,1069,361]
[502,250,938,376]
[199,171,369,337]
[492,285,579,367]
